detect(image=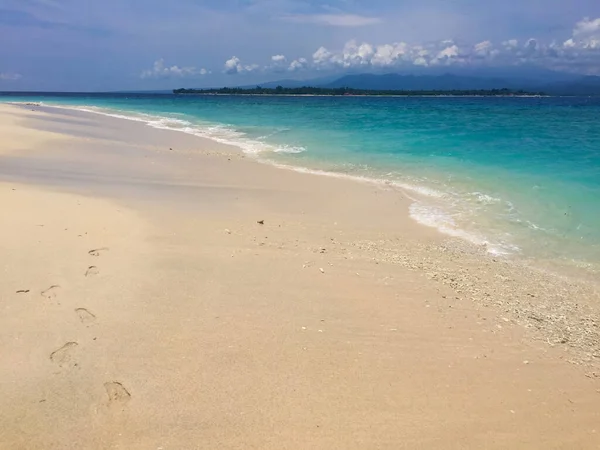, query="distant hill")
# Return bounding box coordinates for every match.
[193,71,600,97]
[542,76,600,96]
[295,72,600,96]
[238,75,341,89]
[323,73,529,91]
